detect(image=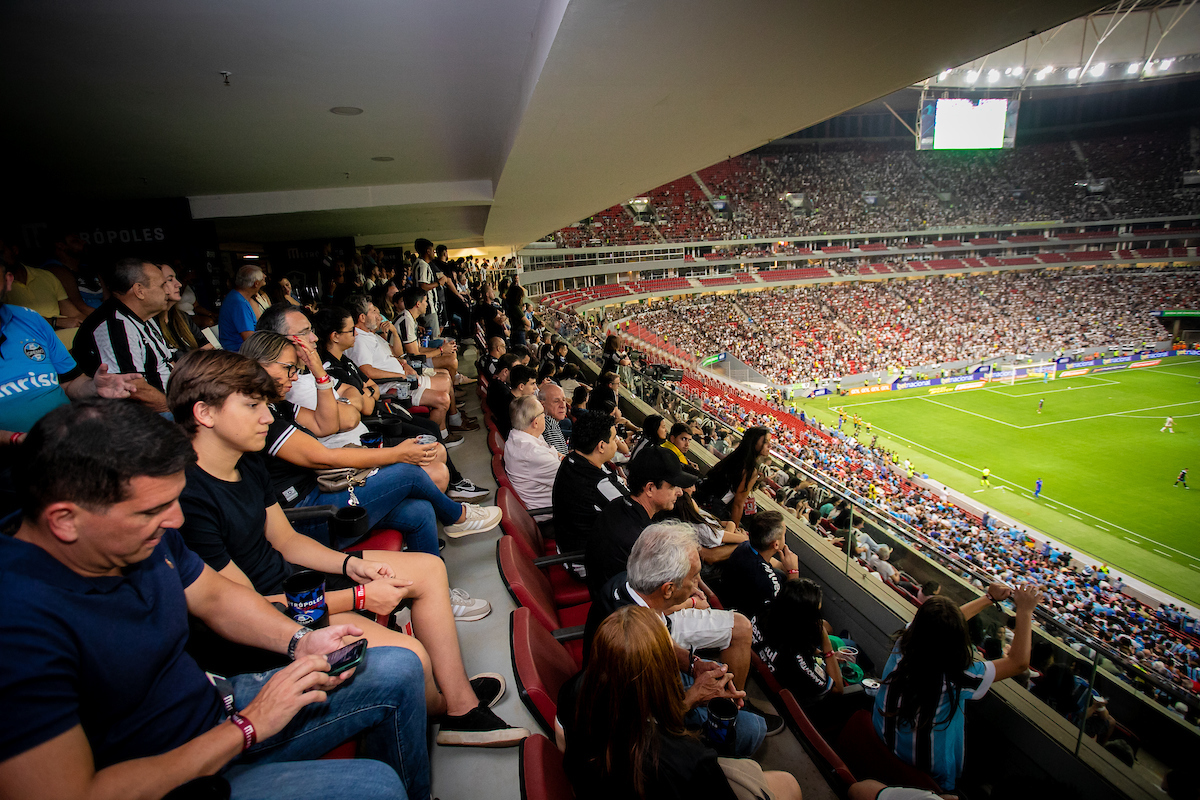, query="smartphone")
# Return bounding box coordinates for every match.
[326,639,367,676]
